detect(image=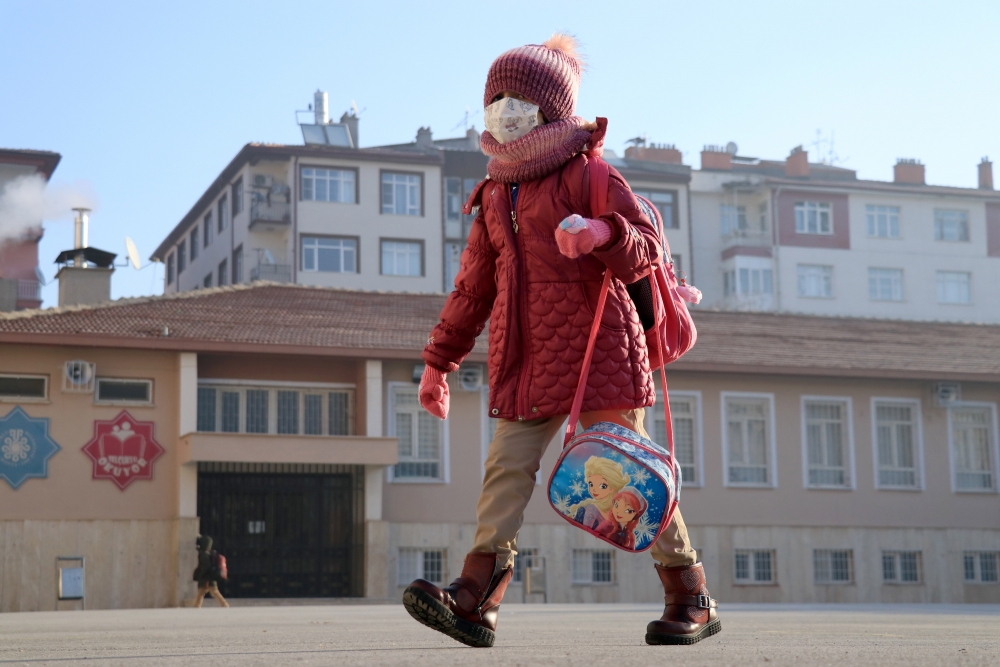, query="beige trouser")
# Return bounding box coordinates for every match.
[194,582,229,608]
[473,408,697,570]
